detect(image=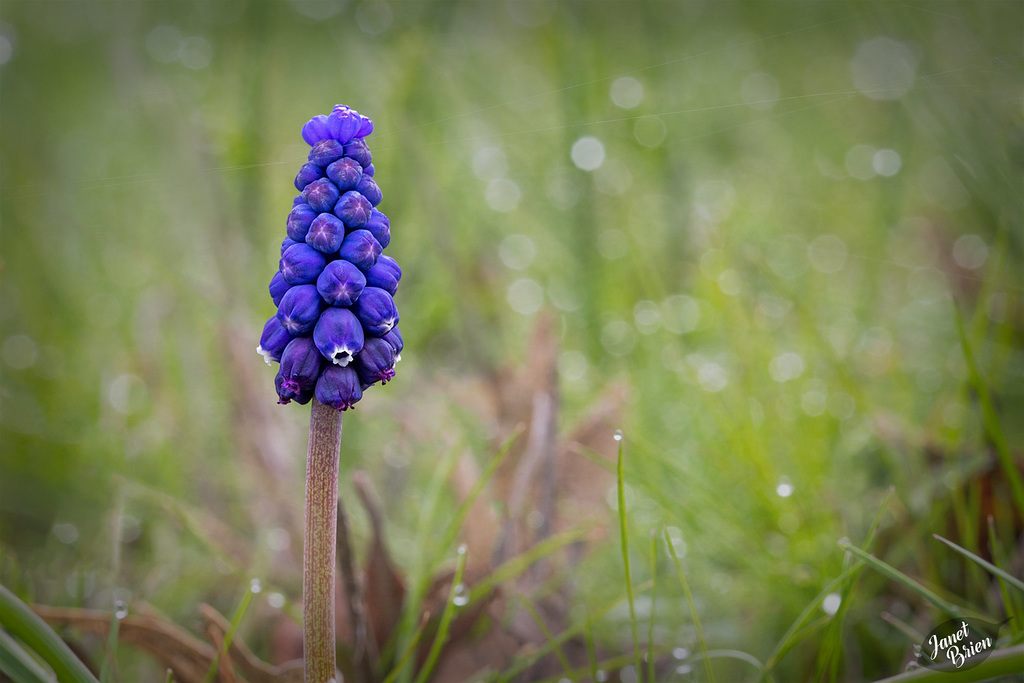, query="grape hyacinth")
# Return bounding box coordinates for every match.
[258,105,401,412]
